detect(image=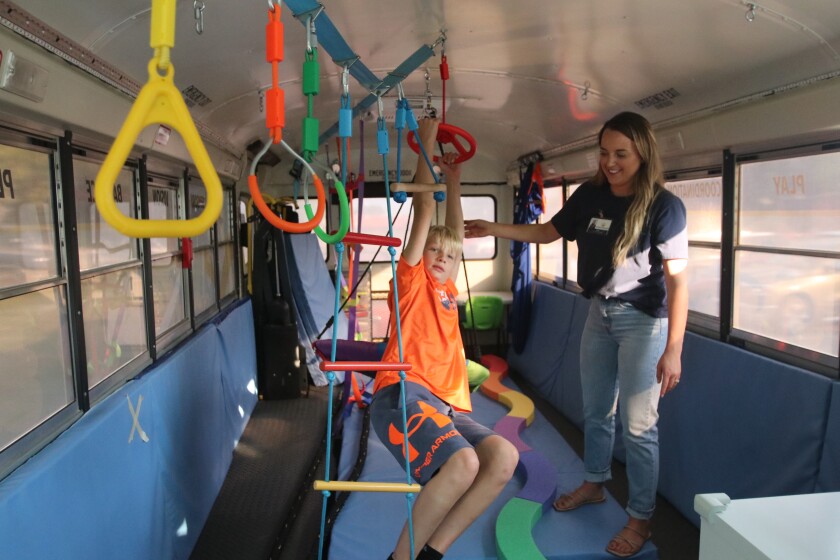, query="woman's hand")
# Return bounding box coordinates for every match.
[464,219,493,238]
[657,346,682,397]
